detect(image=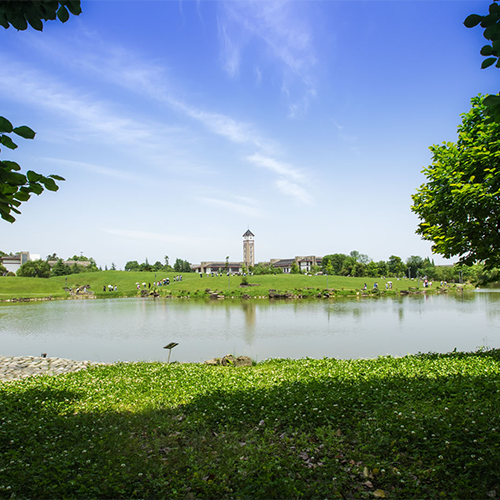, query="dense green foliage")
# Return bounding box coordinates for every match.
[412,96,500,268]
[0,350,499,498]
[464,0,500,122]
[0,118,64,222]
[16,260,50,278]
